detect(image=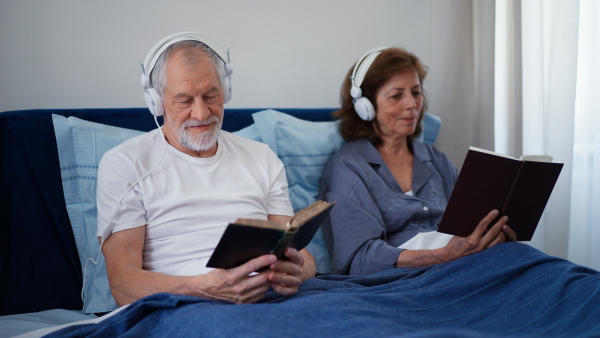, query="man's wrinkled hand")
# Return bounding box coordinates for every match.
[268,247,305,296]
